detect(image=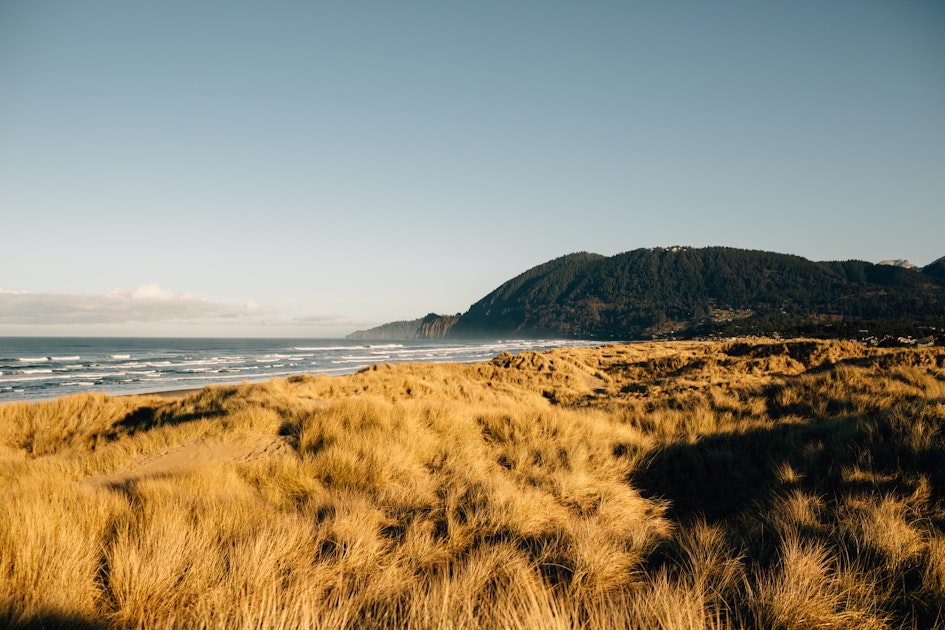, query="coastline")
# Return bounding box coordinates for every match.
[0,337,598,404]
[125,387,205,399]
